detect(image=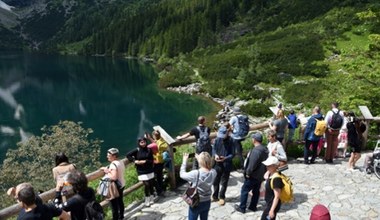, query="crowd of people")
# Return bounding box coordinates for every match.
[8,101,372,220]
